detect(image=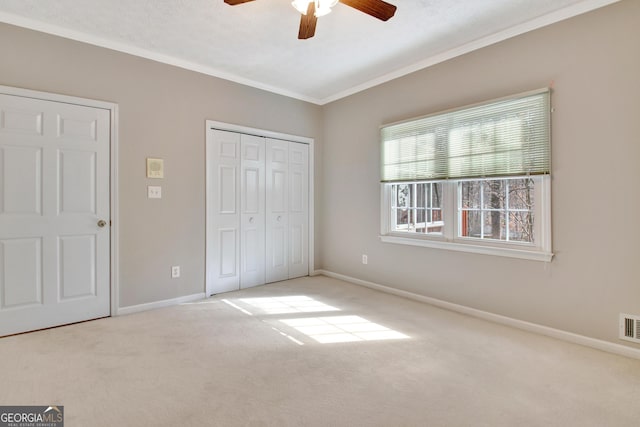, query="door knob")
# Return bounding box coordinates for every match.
[277,215,282,222]
[97,220,107,228]
[249,217,254,223]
